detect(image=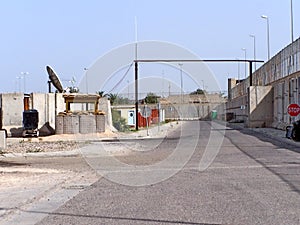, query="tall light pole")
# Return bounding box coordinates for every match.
[16,76,22,93]
[241,48,247,78]
[249,34,257,71]
[84,68,88,94]
[291,0,294,42]
[236,58,240,81]
[178,63,183,104]
[21,72,29,93]
[127,80,130,99]
[261,15,270,60]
